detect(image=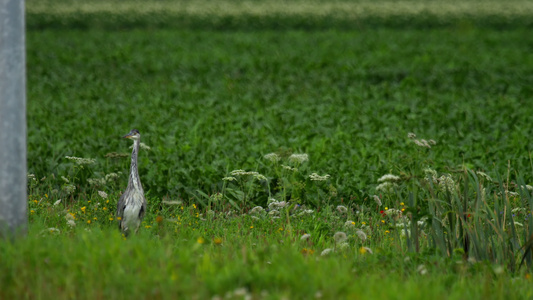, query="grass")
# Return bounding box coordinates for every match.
[4,0,533,298]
